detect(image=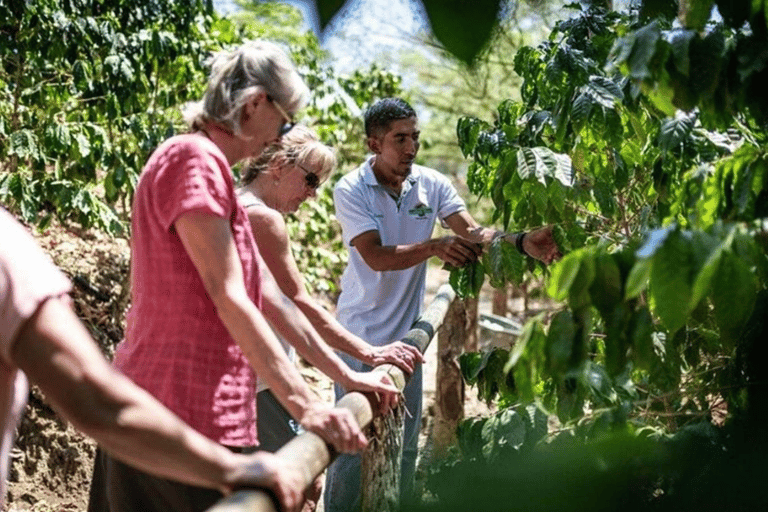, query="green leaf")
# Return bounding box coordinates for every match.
[481,408,526,459]
[630,307,655,371]
[568,251,596,312]
[659,111,696,152]
[670,29,696,77]
[571,92,593,130]
[689,230,728,308]
[422,0,503,65]
[679,0,715,31]
[9,130,39,160]
[460,350,494,384]
[520,404,549,447]
[625,256,652,300]
[650,229,693,333]
[314,0,347,30]
[456,117,486,157]
[589,252,623,318]
[711,252,758,345]
[583,362,615,404]
[517,147,573,186]
[73,132,91,159]
[584,75,624,110]
[449,260,485,298]
[627,22,661,81]
[508,320,547,403]
[44,123,72,153]
[547,311,575,376]
[547,250,583,302]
